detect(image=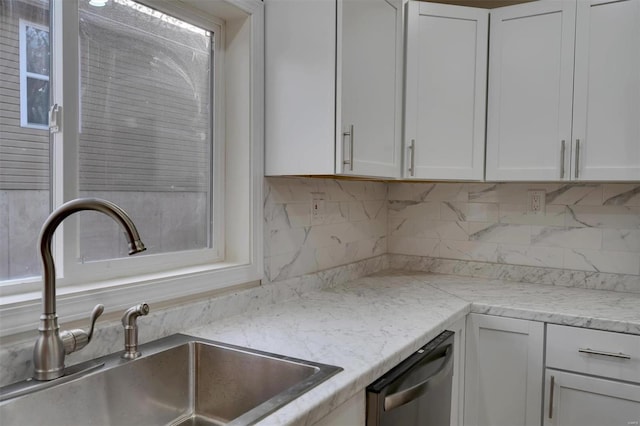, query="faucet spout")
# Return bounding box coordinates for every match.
[39,198,146,315]
[34,198,146,381]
